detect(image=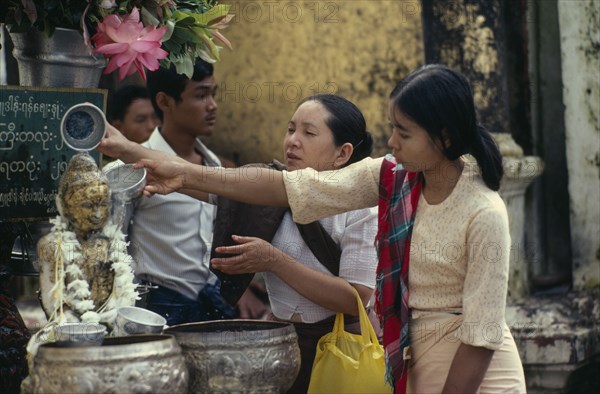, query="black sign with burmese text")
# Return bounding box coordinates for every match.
[0,86,107,220]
